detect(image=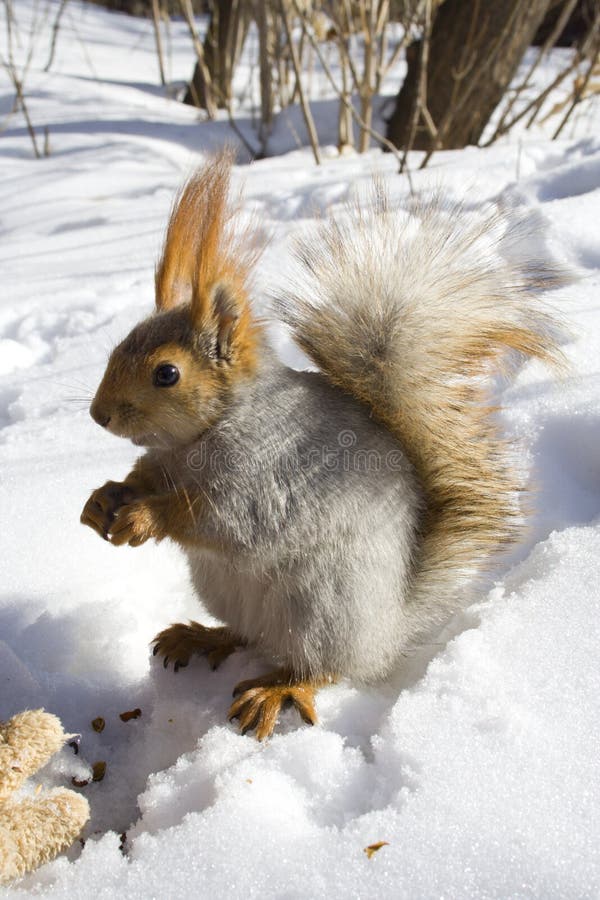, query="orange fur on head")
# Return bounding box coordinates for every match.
[90,153,263,448]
